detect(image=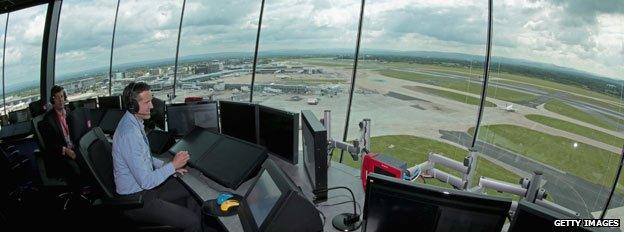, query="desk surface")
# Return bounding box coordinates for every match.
[158,153,365,232]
